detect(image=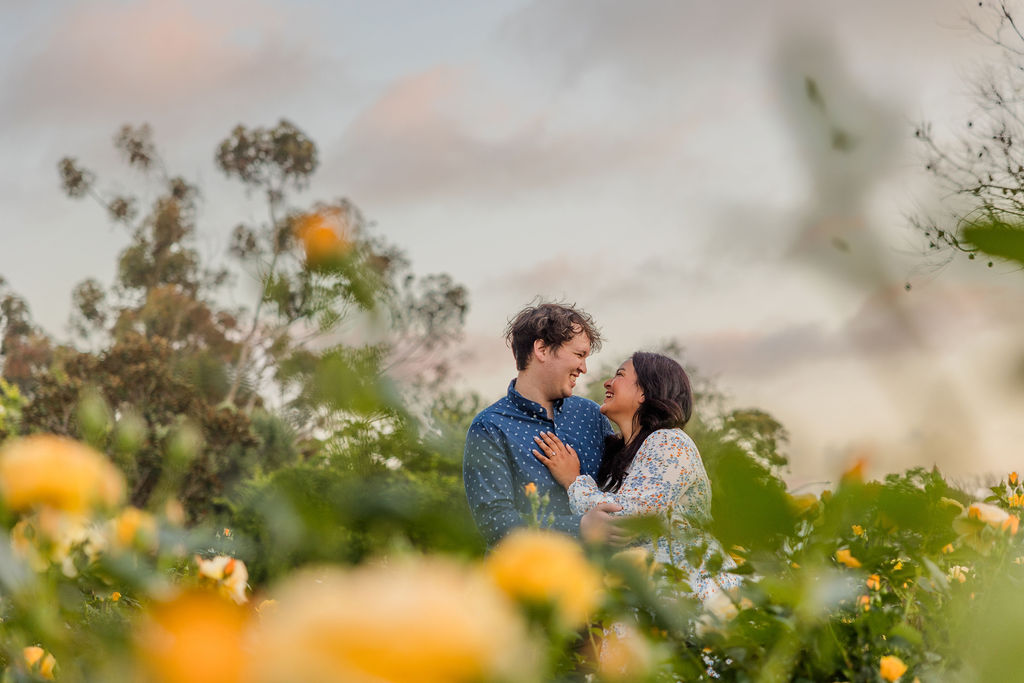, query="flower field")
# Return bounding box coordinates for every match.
[0,428,1021,682]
